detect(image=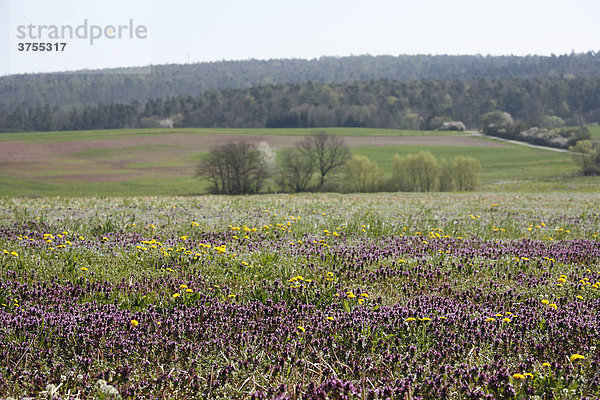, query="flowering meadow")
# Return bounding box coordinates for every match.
[0,193,599,399]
